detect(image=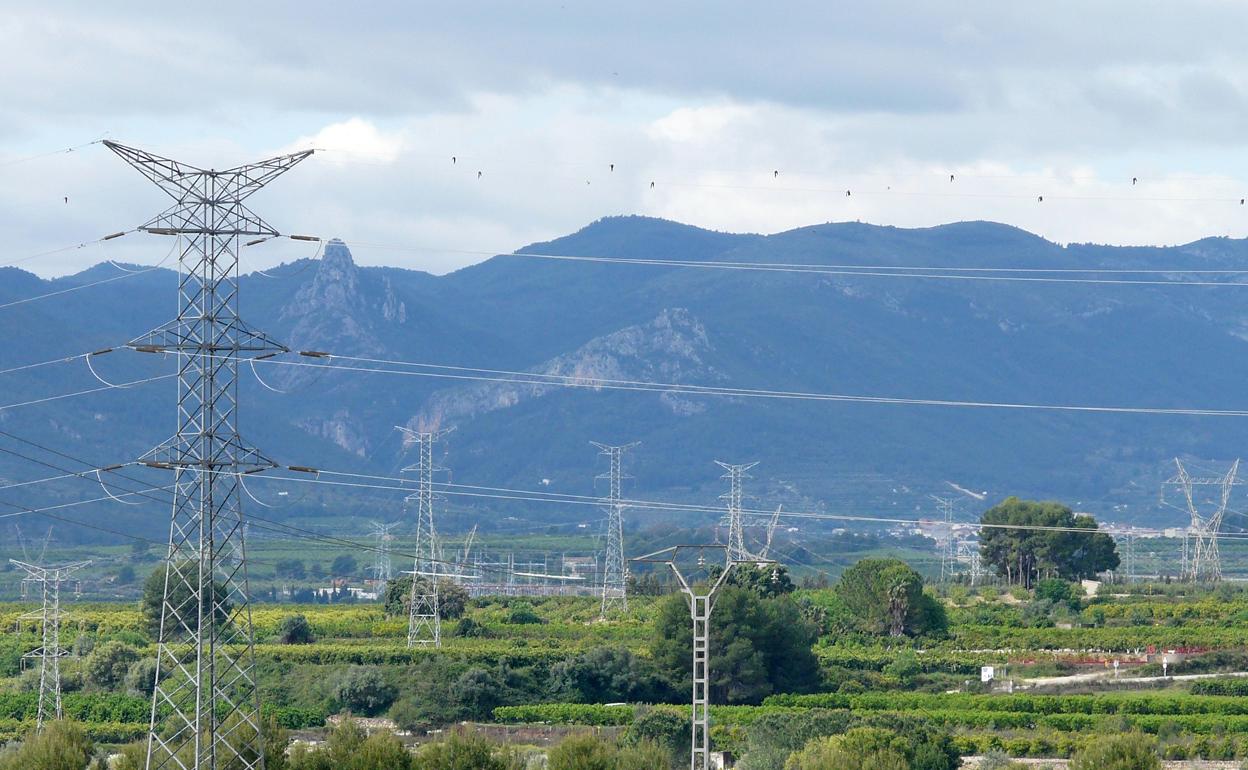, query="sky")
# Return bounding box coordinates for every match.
[5,1,1248,276]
